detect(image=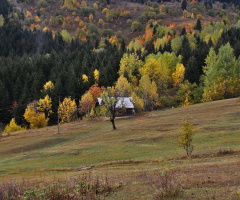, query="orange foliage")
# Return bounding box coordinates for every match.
[135,37,144,45]
[88,83,102,101]
[145,28,153,42]
[109,36,119,46]
[26,11,32,18]
[169,22,176,29]
[30,23,36,30]
[65,16,72,24]
[75,16,81,22]
[165,34,174,41]
[190,0,196,5]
